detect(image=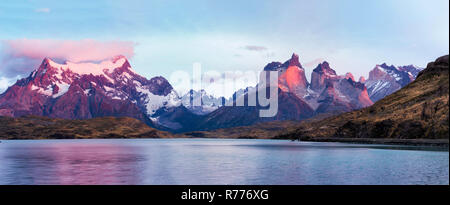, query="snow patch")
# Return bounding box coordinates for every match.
[48,58,127,76]
[136,86,181,116]
[133,80,142,86]
[104,86,115,92]
[122,72,133,79]
[83,89,91,95]
[367,80,391,94]
[53,83,70,98]
[31,85,52,96]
